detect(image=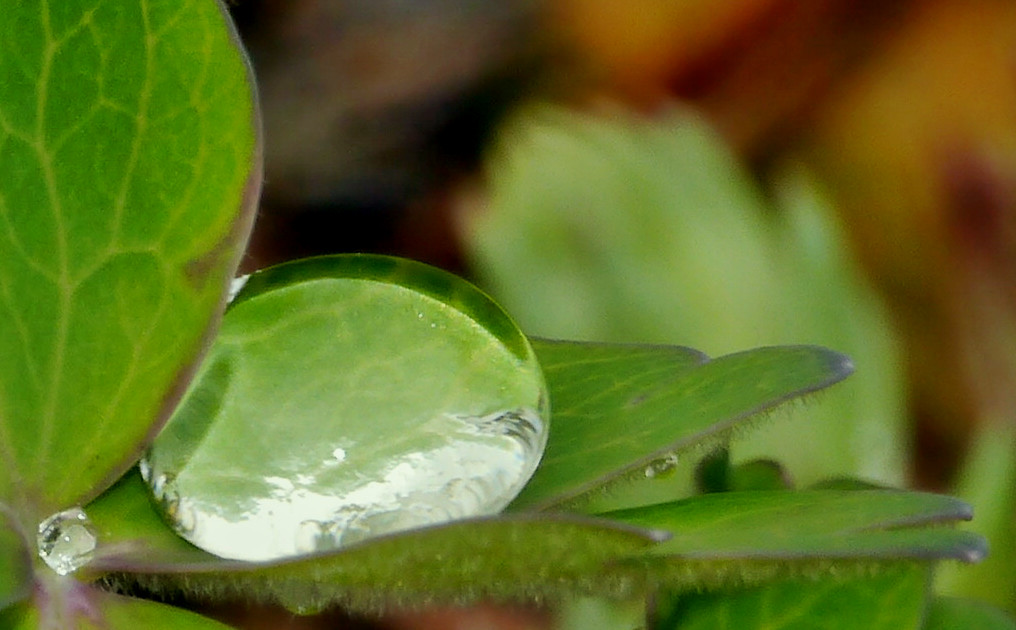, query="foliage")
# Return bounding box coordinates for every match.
[0,2,1006,629]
